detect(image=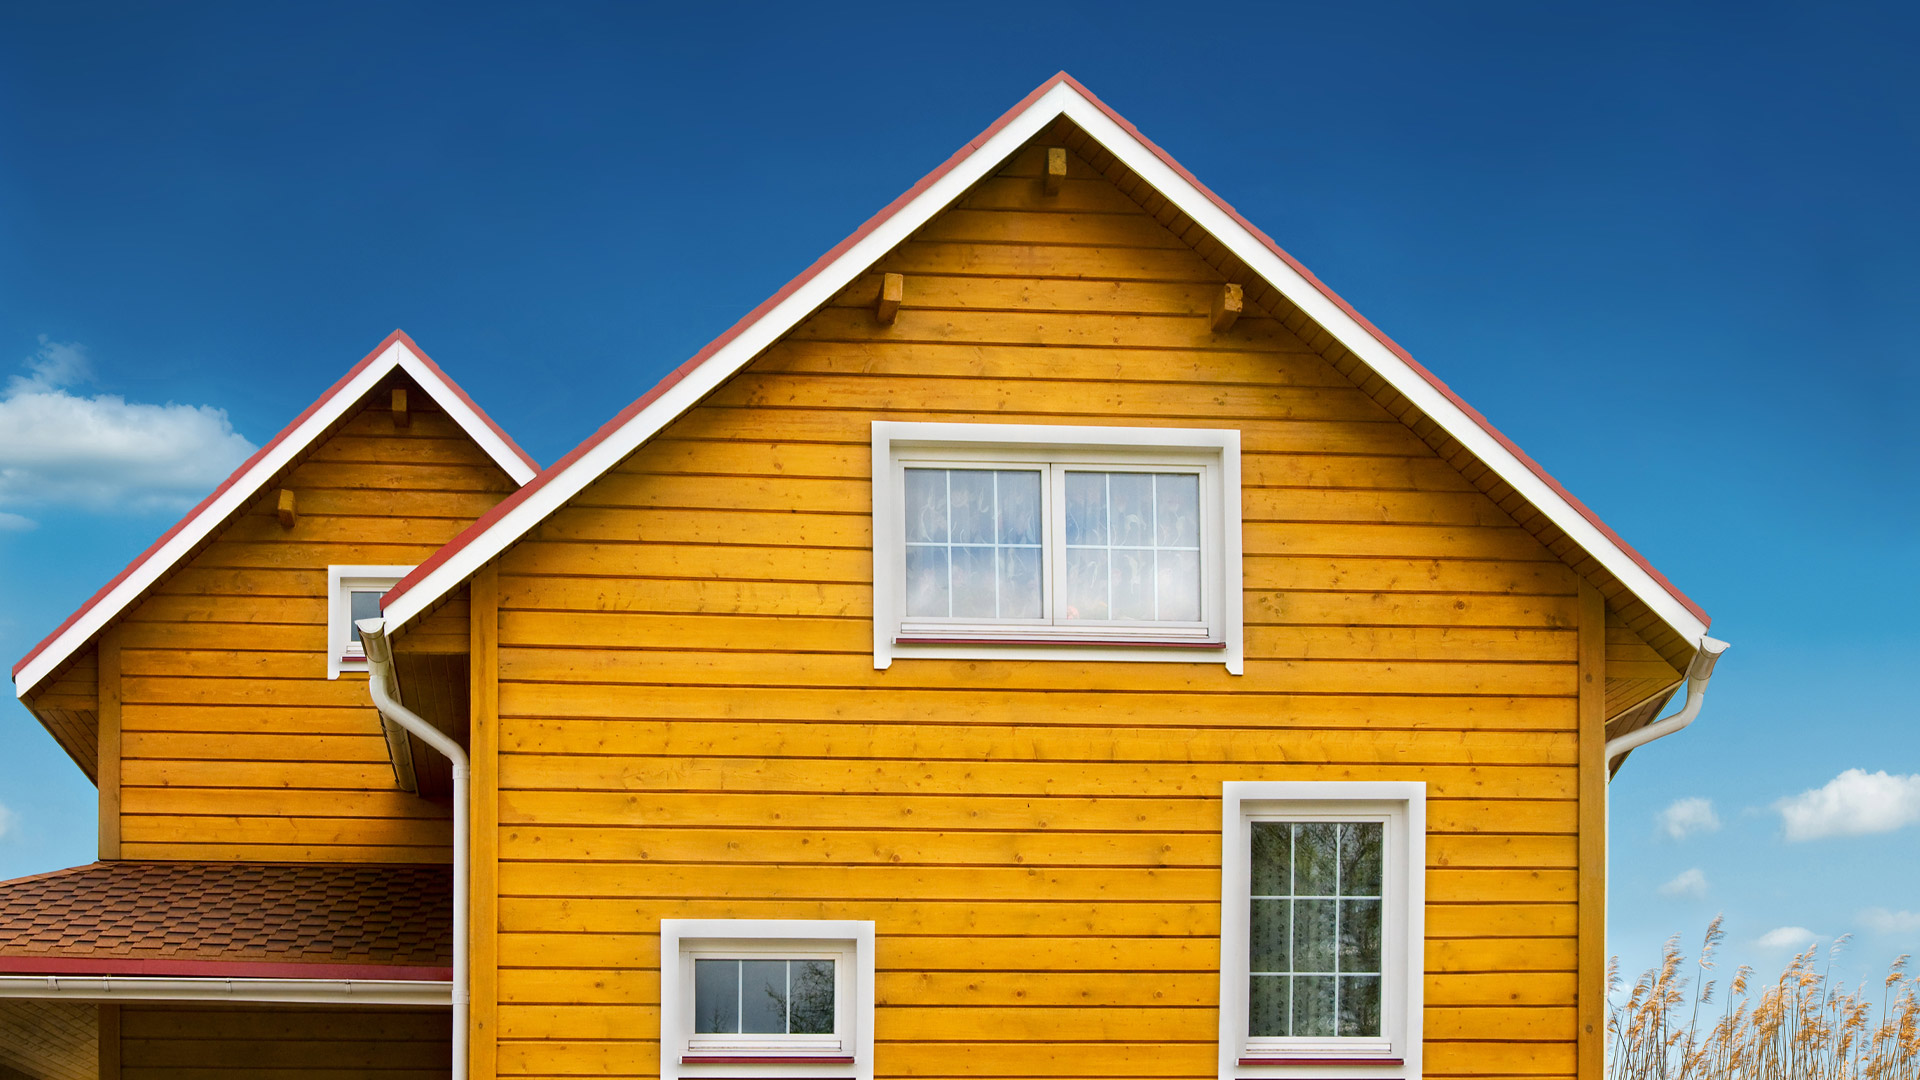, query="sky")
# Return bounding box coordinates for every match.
[1,0,1915,1003]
